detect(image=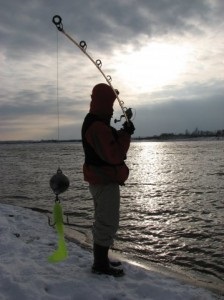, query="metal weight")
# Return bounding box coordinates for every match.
[50,168,70,196]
